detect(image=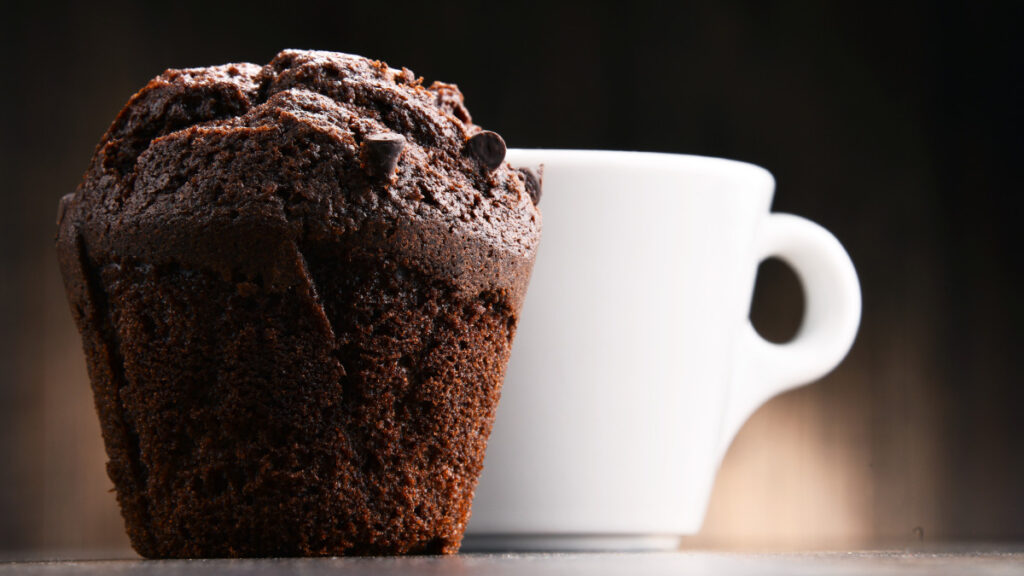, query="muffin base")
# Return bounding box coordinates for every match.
[63,234,516,558]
